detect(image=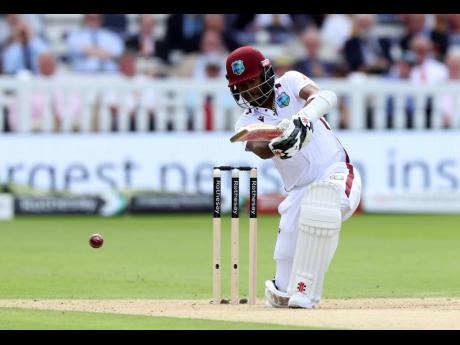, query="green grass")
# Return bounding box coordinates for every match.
[0,308,319,330]
[330,214,460,298]
[0,213,459,328]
